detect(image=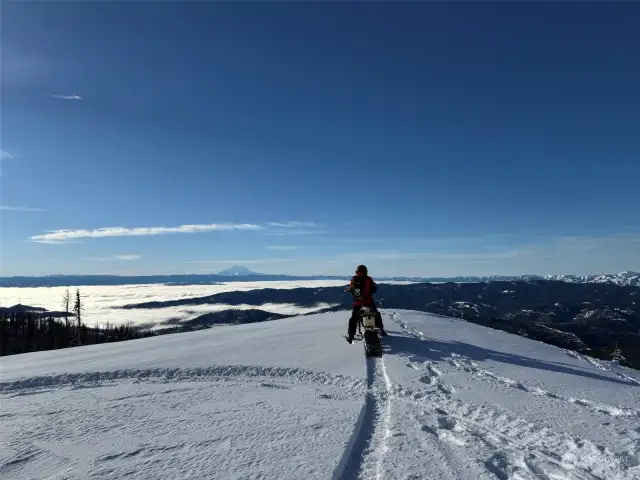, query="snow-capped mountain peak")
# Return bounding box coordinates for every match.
[541,271,640,287]
[217,265,259,276]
